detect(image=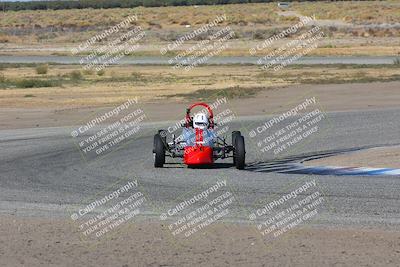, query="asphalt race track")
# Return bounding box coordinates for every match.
[1,108,400,229]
